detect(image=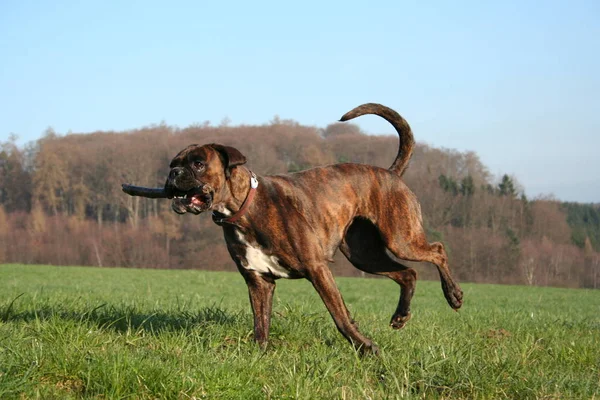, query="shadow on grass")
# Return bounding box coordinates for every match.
[2,300,245,334]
